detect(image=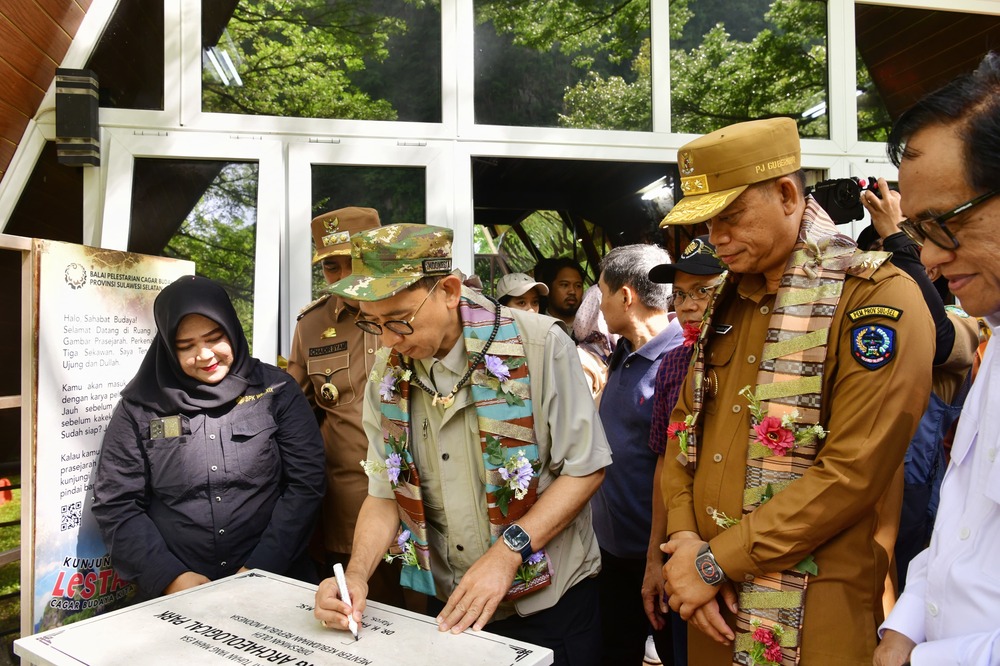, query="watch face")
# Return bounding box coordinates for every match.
[503,525,530,550]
